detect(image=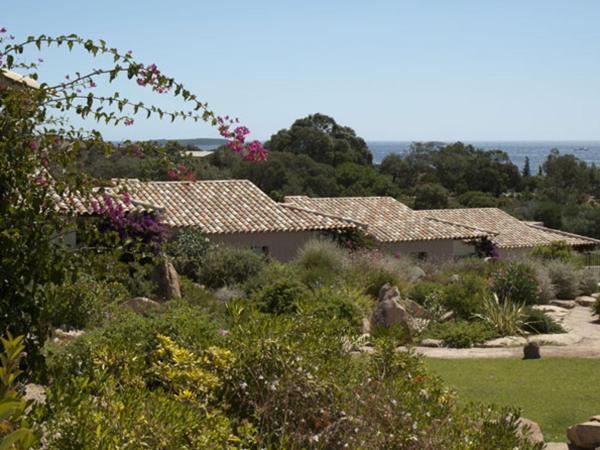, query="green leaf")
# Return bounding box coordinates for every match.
[0,428,36,450]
